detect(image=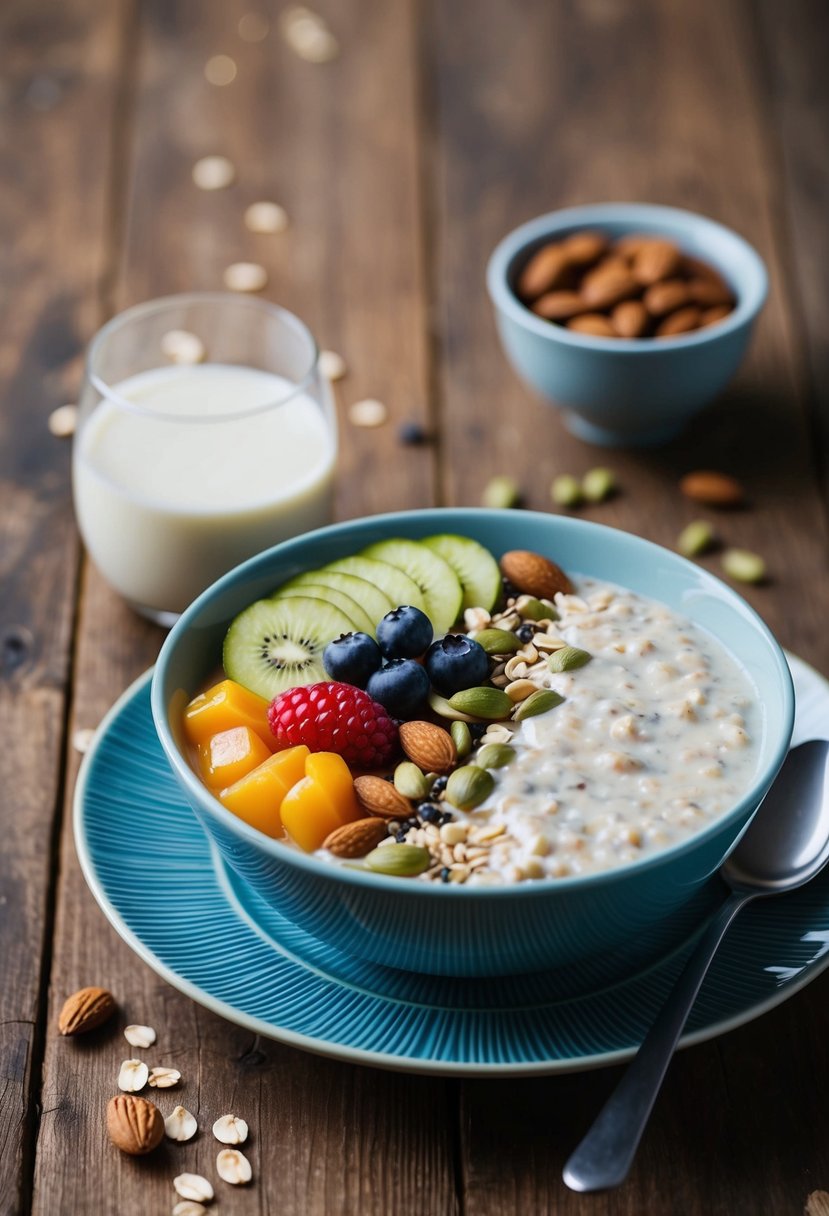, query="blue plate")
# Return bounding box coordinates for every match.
[75,658,829,1076]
